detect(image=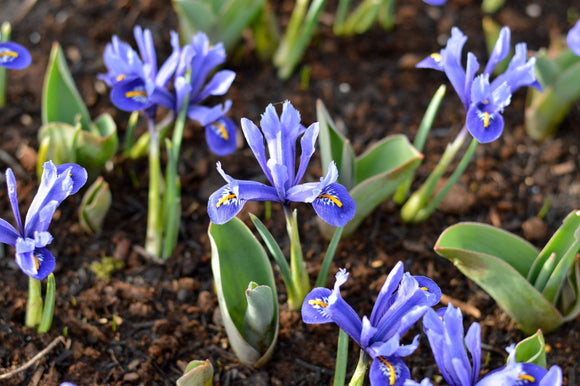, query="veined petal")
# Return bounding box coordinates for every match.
[205,116,237,156]
[188,100,231,126]
[370,261,405,325]
[55,163,88,195]
[442,27,469,108]
[423,308,453,384]
[155,31,180,87]
[5,168,24,234]
[207,180,278,224]
[476,362,551,386]
[416,52,444,71]
[414,276,442,306]
[493,44,541,93]
[0,41,32,70]
[466,103,504,143]
[267,159,290,201]
[465,322,481,386]
[301,287,334,324]
[150,84,176,111]
[326,269,363,343]
[422,0,447,5]
[34,231,53,248]
[484,26,511,76]
[15,239,55,280]
[110,78,152,112]
[464,52,480,105]
[567,20,580,56]
[369,355,411,386]
[311,182,355,227]
[134,26,156,74]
